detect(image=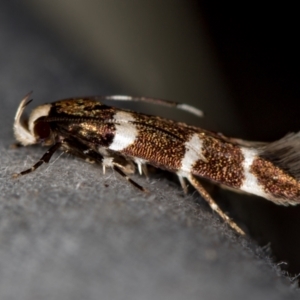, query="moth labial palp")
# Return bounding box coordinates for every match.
[13,92,300,236]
